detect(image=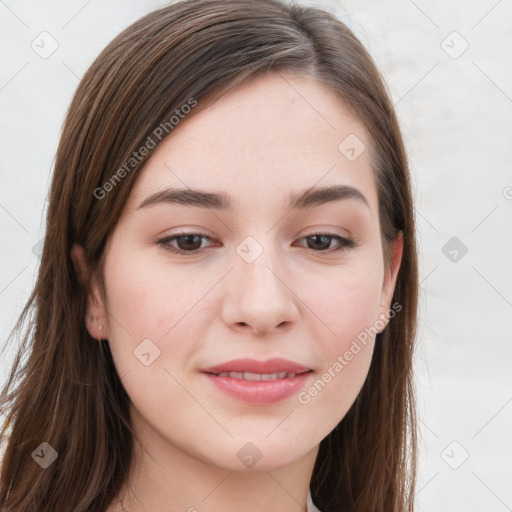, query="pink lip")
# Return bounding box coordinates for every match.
[201,358,313,405]
[201,357,311,375]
